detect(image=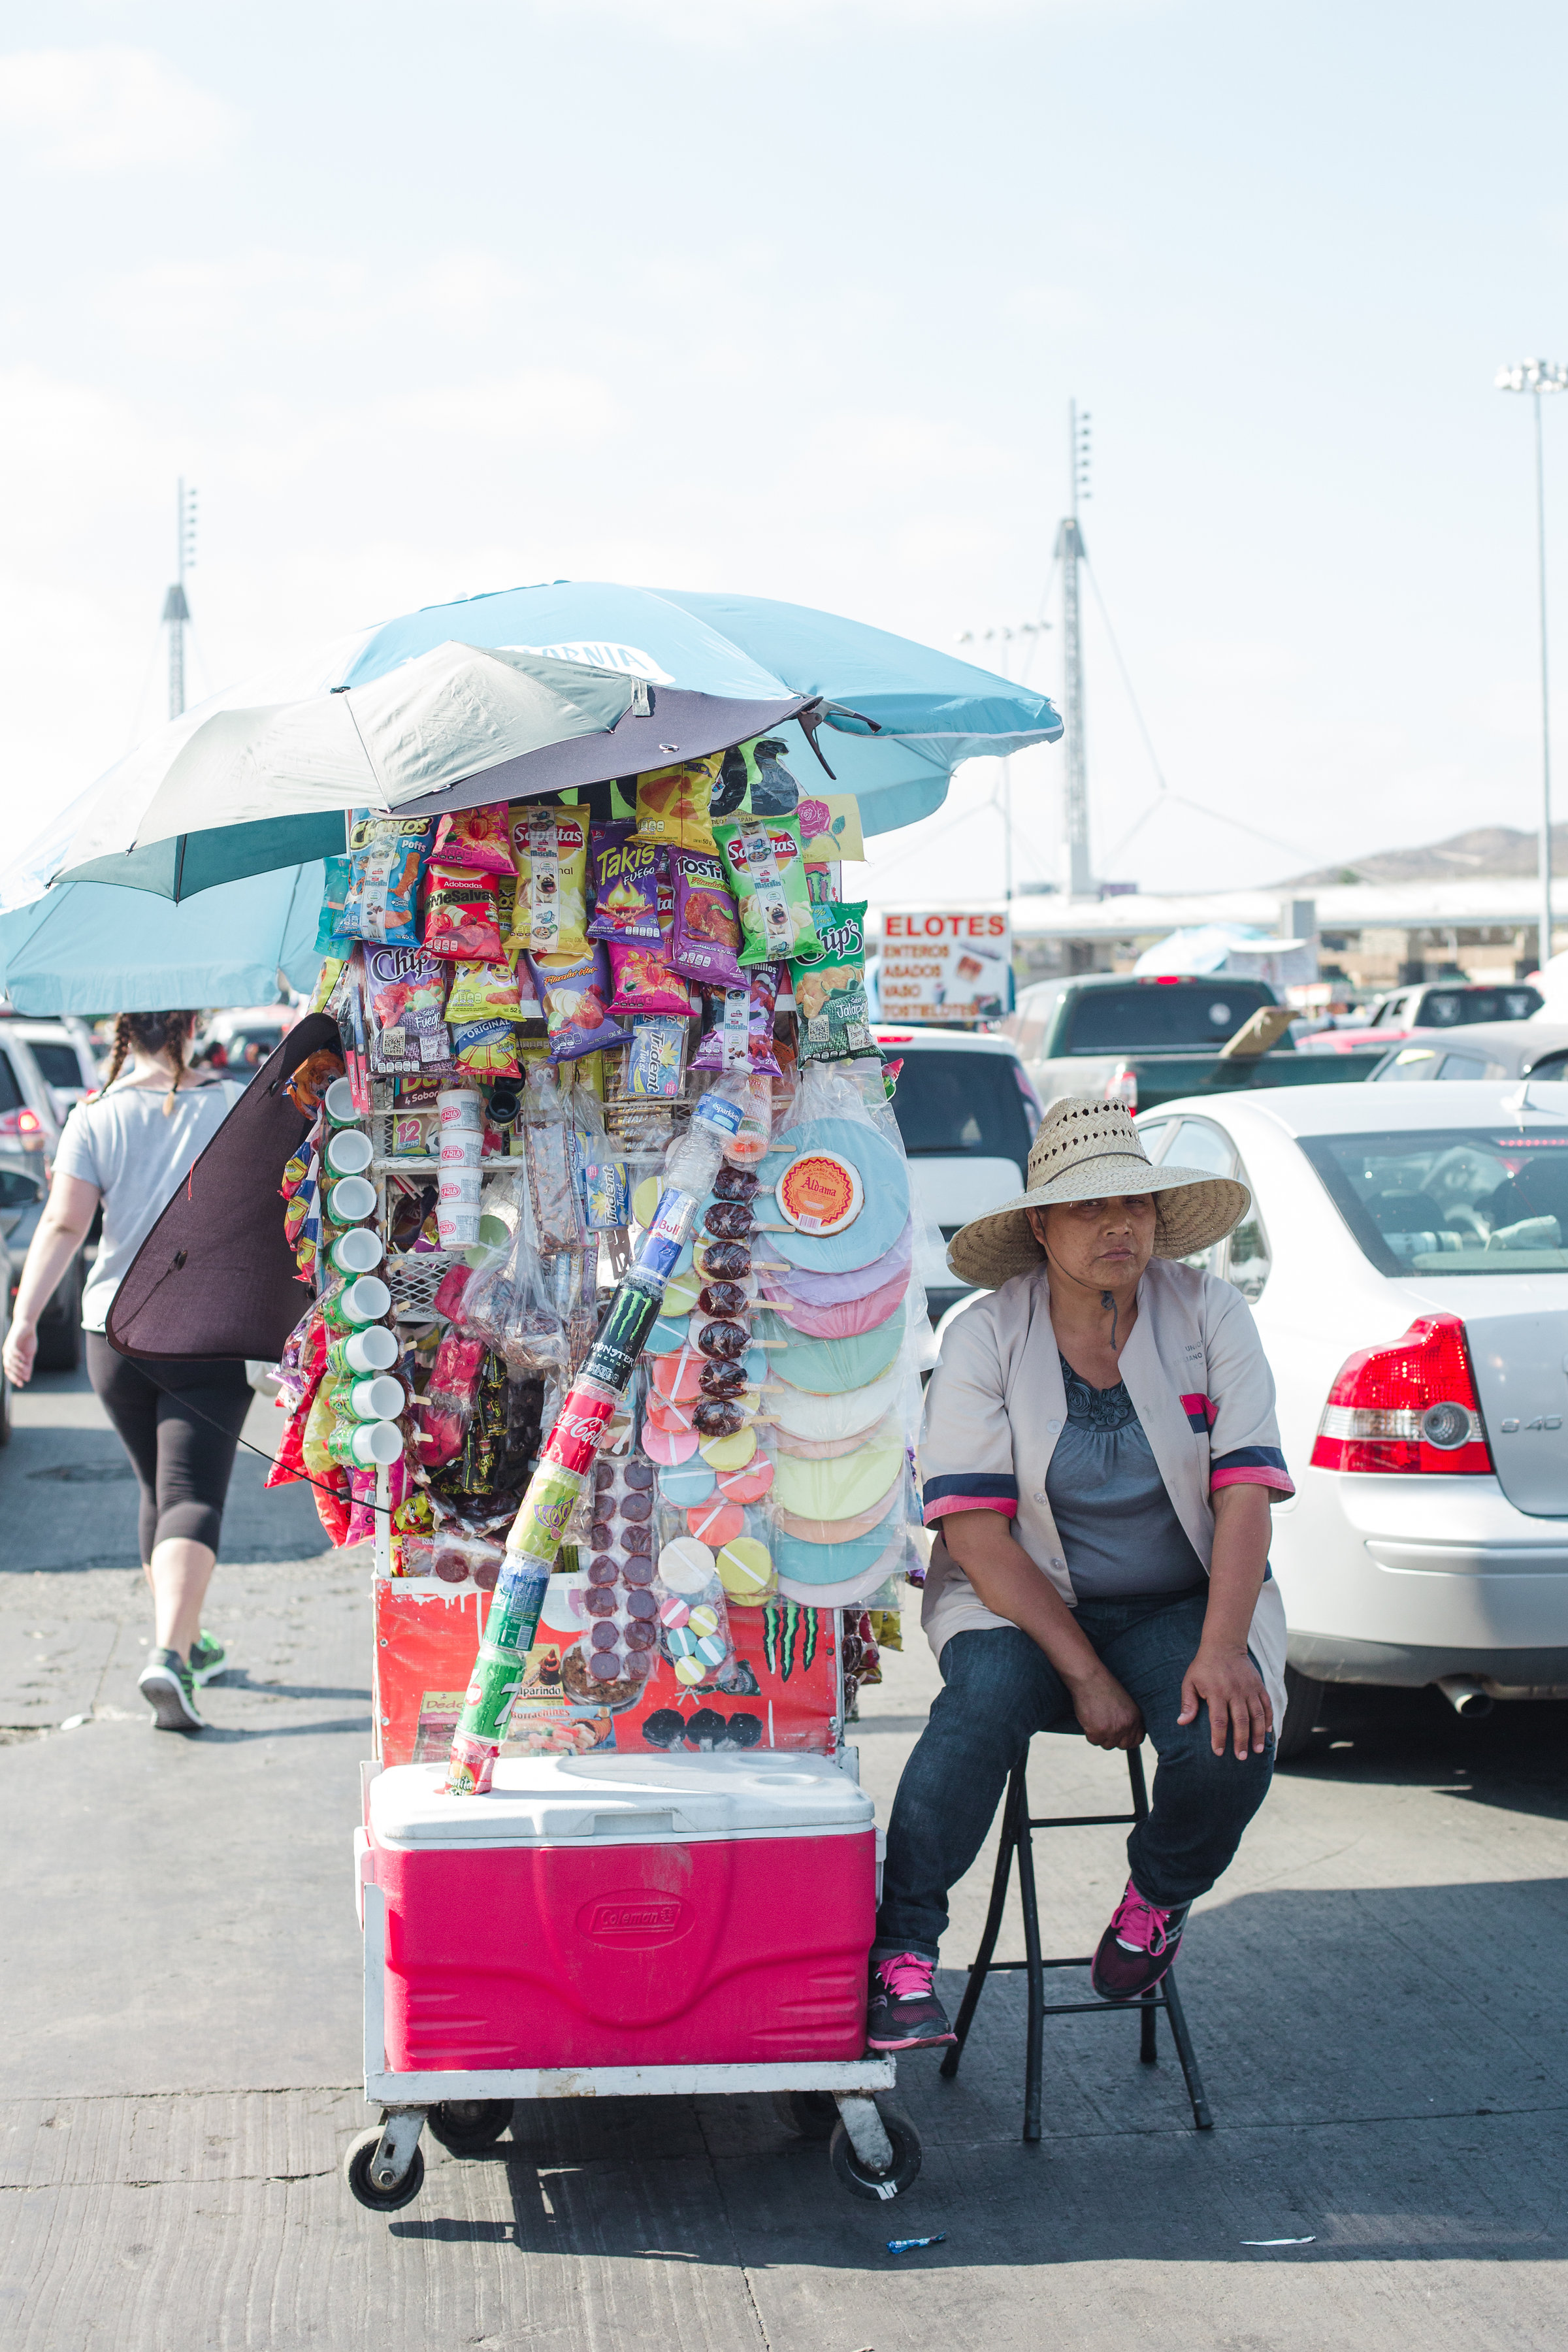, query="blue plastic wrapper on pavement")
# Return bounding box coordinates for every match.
[887,2235,946,2255]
